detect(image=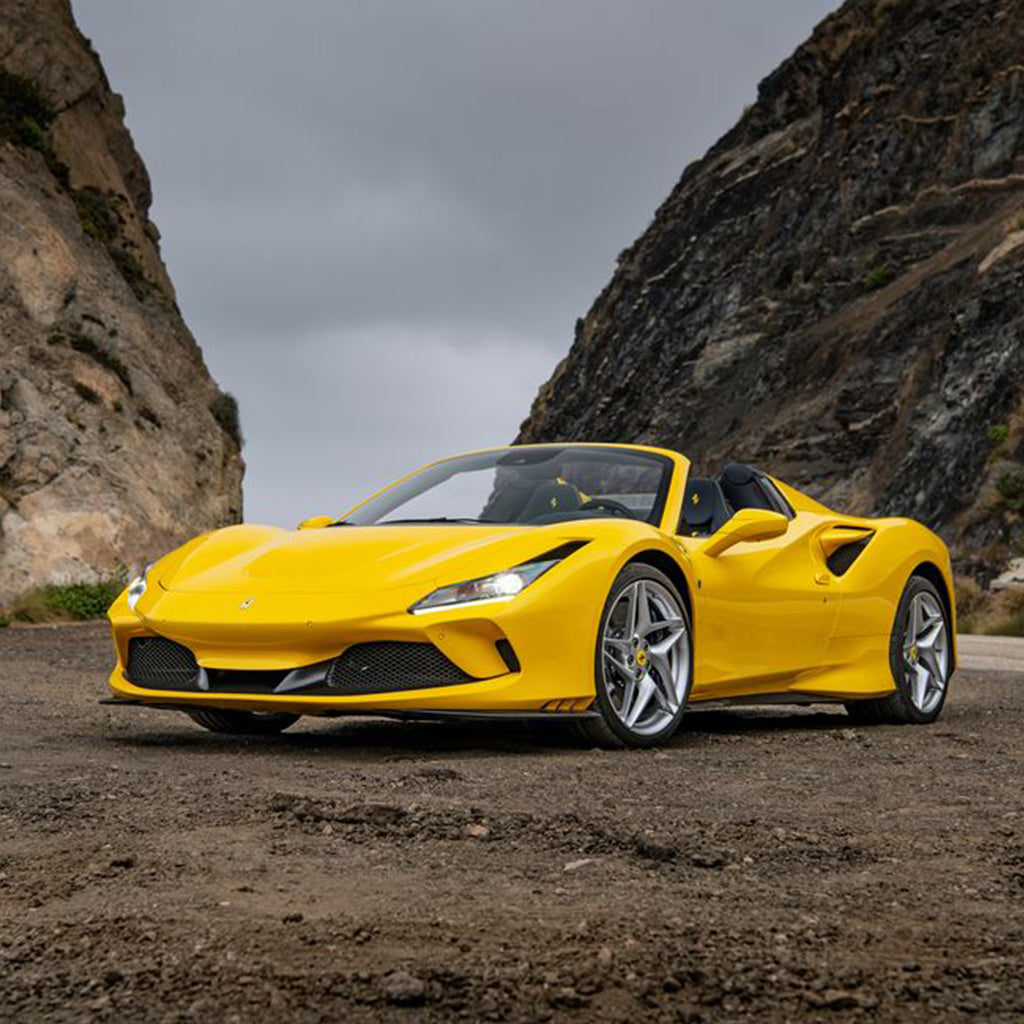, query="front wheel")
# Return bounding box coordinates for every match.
[185,709,300,735]
[845,574,952,725]
[574,564,692,749]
